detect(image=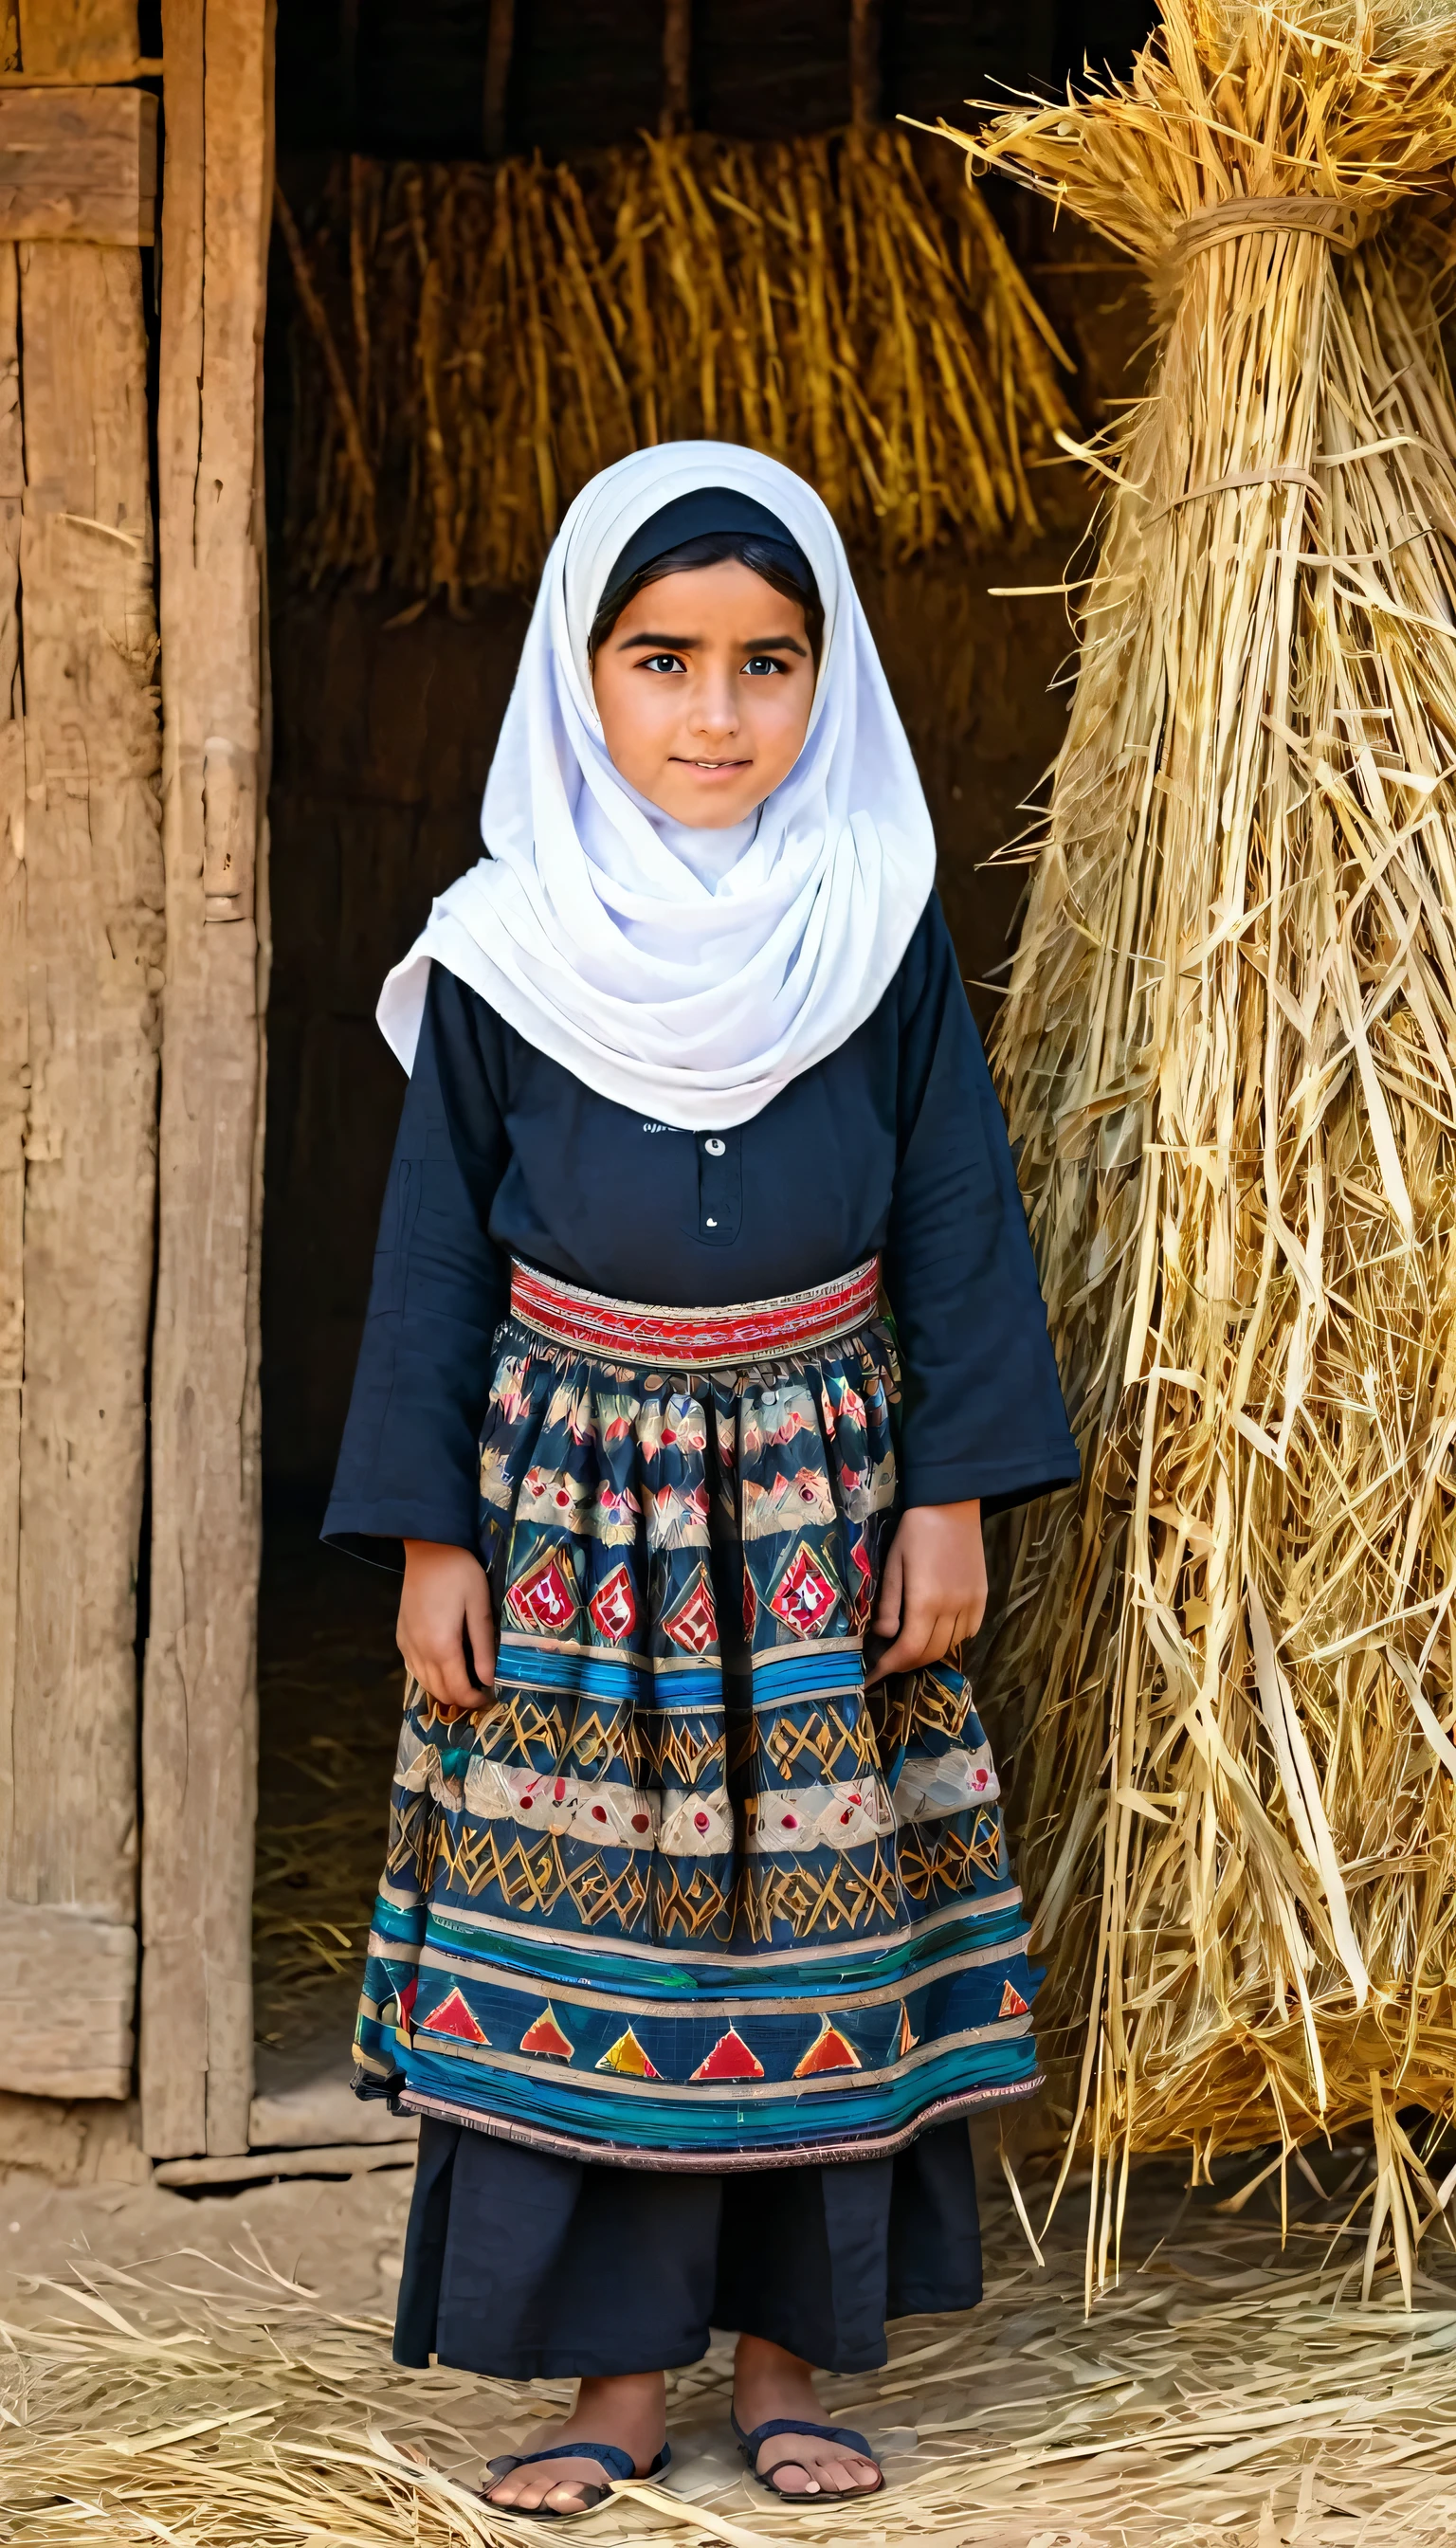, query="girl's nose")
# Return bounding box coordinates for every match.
[689,691,739,738]
[686,668,740,737]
